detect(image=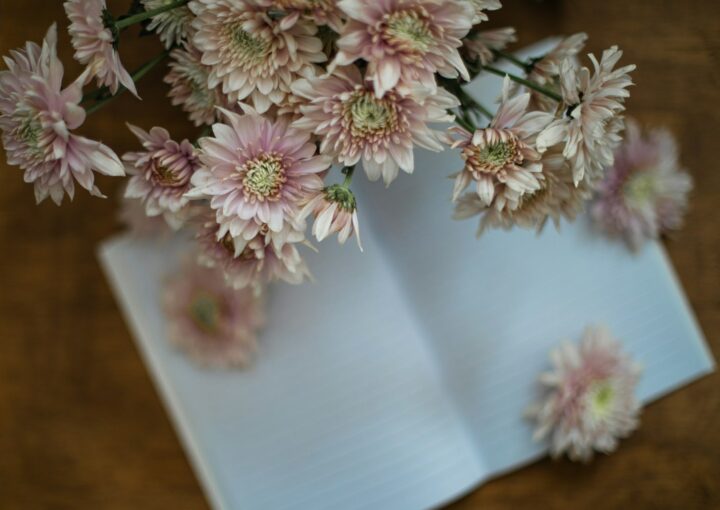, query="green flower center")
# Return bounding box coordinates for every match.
[464,133,523,175]
[18,116,41,147]
[479,142,515,166]
[231,26,269,65]
[189,291,223,335]
[324,184,357,212]
[587,380,616,420]
[385,10,433,52]
[347,92,397,138]
[624,172,656,205]
[242,153,286,201]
